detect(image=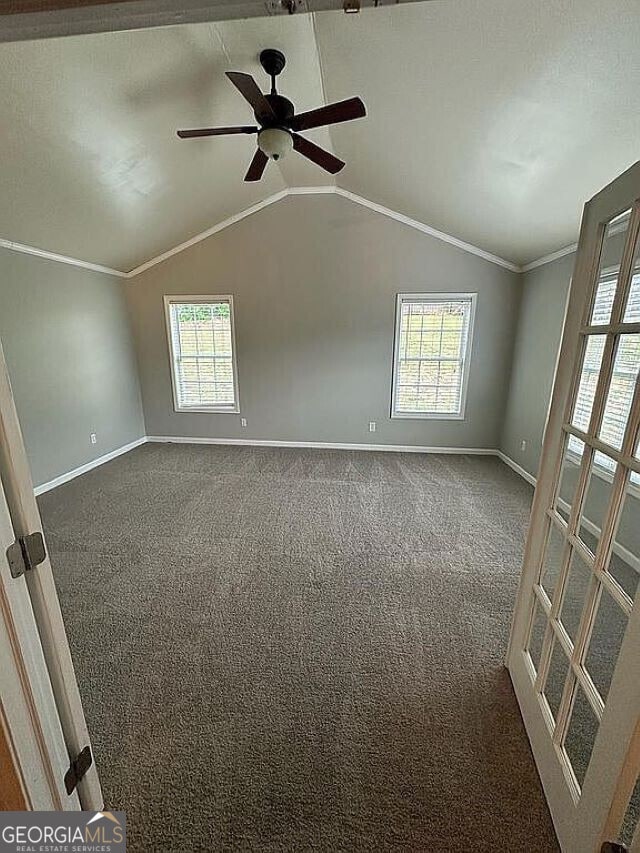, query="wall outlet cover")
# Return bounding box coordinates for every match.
[90,433,97,445]
[369,422,376,432]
